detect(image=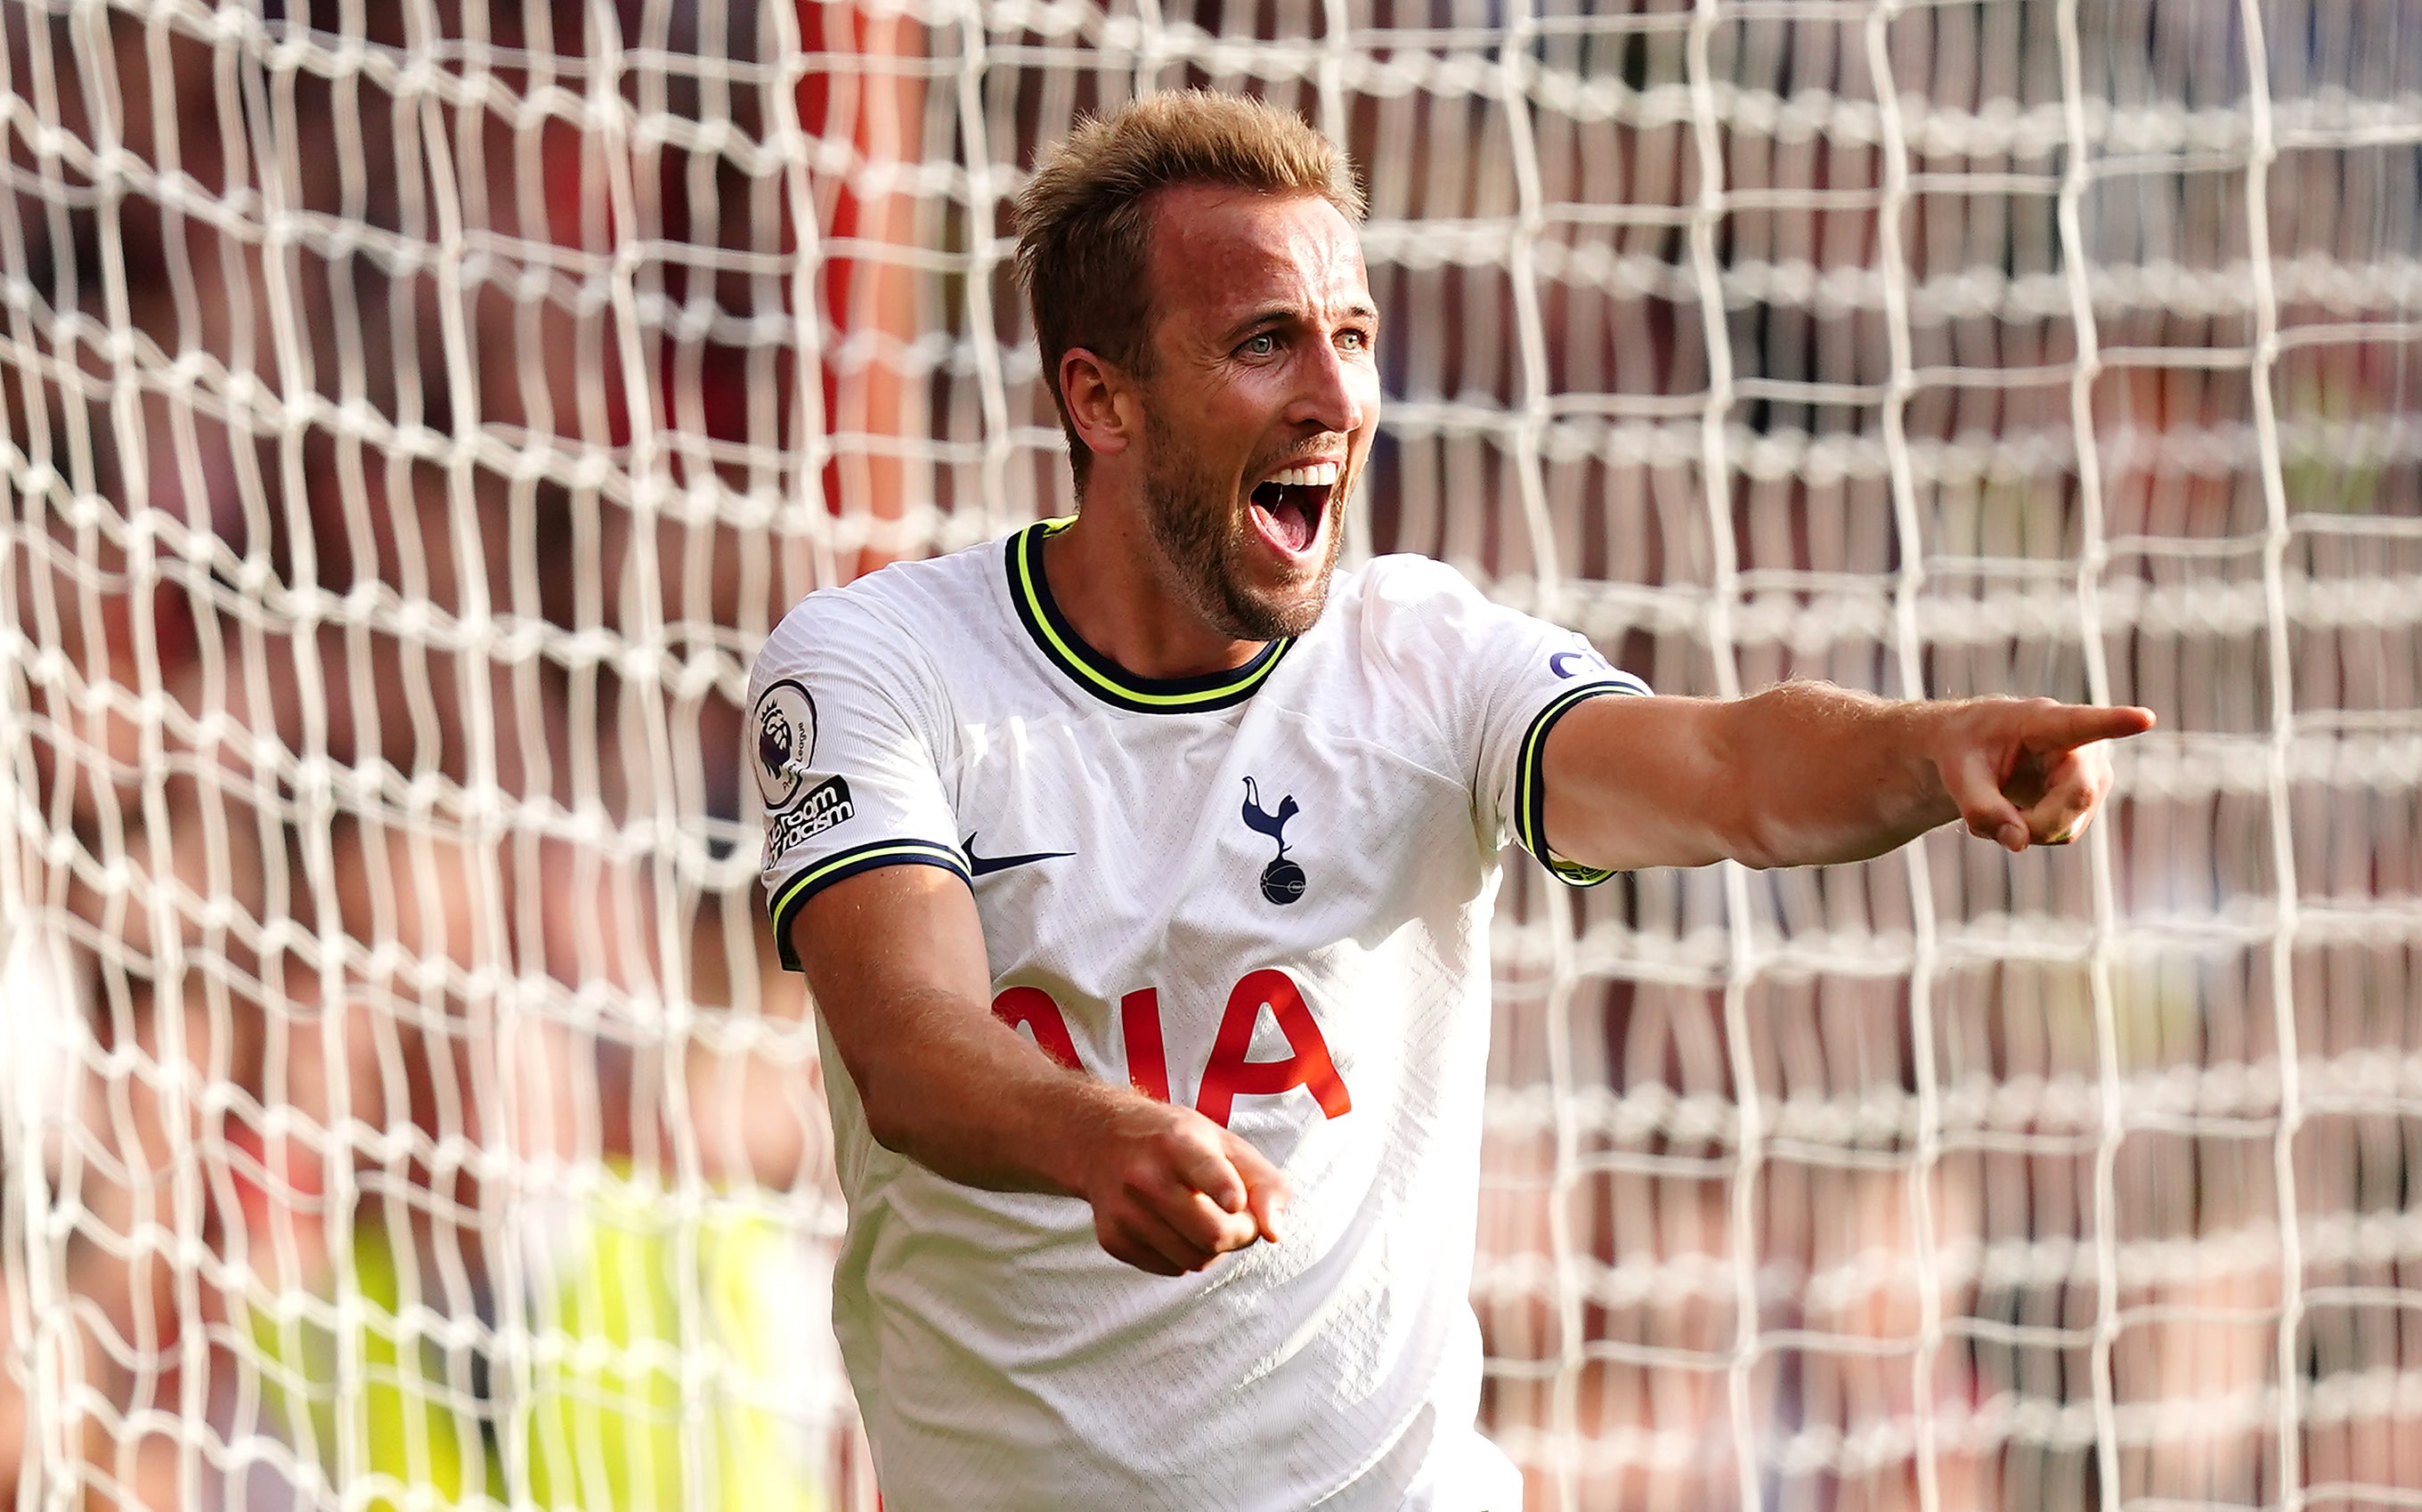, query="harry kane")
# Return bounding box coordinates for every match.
[747,91,2154,1512]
